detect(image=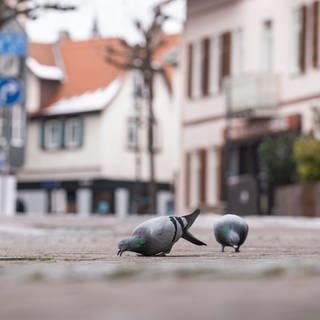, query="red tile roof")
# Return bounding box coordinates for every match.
[28,43,56,66]
[28,34,180,109]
